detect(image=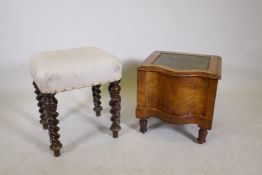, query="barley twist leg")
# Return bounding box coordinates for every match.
[43,94,62,157]
[108,80,121,138]
[92,85,103,116]
[33,82,48,129]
